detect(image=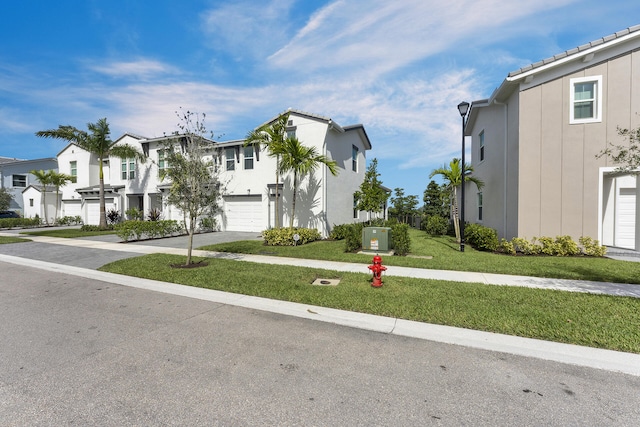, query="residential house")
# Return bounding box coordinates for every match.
[53,109,372,236]
[0,156,58,216]
[465,25,640,250]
